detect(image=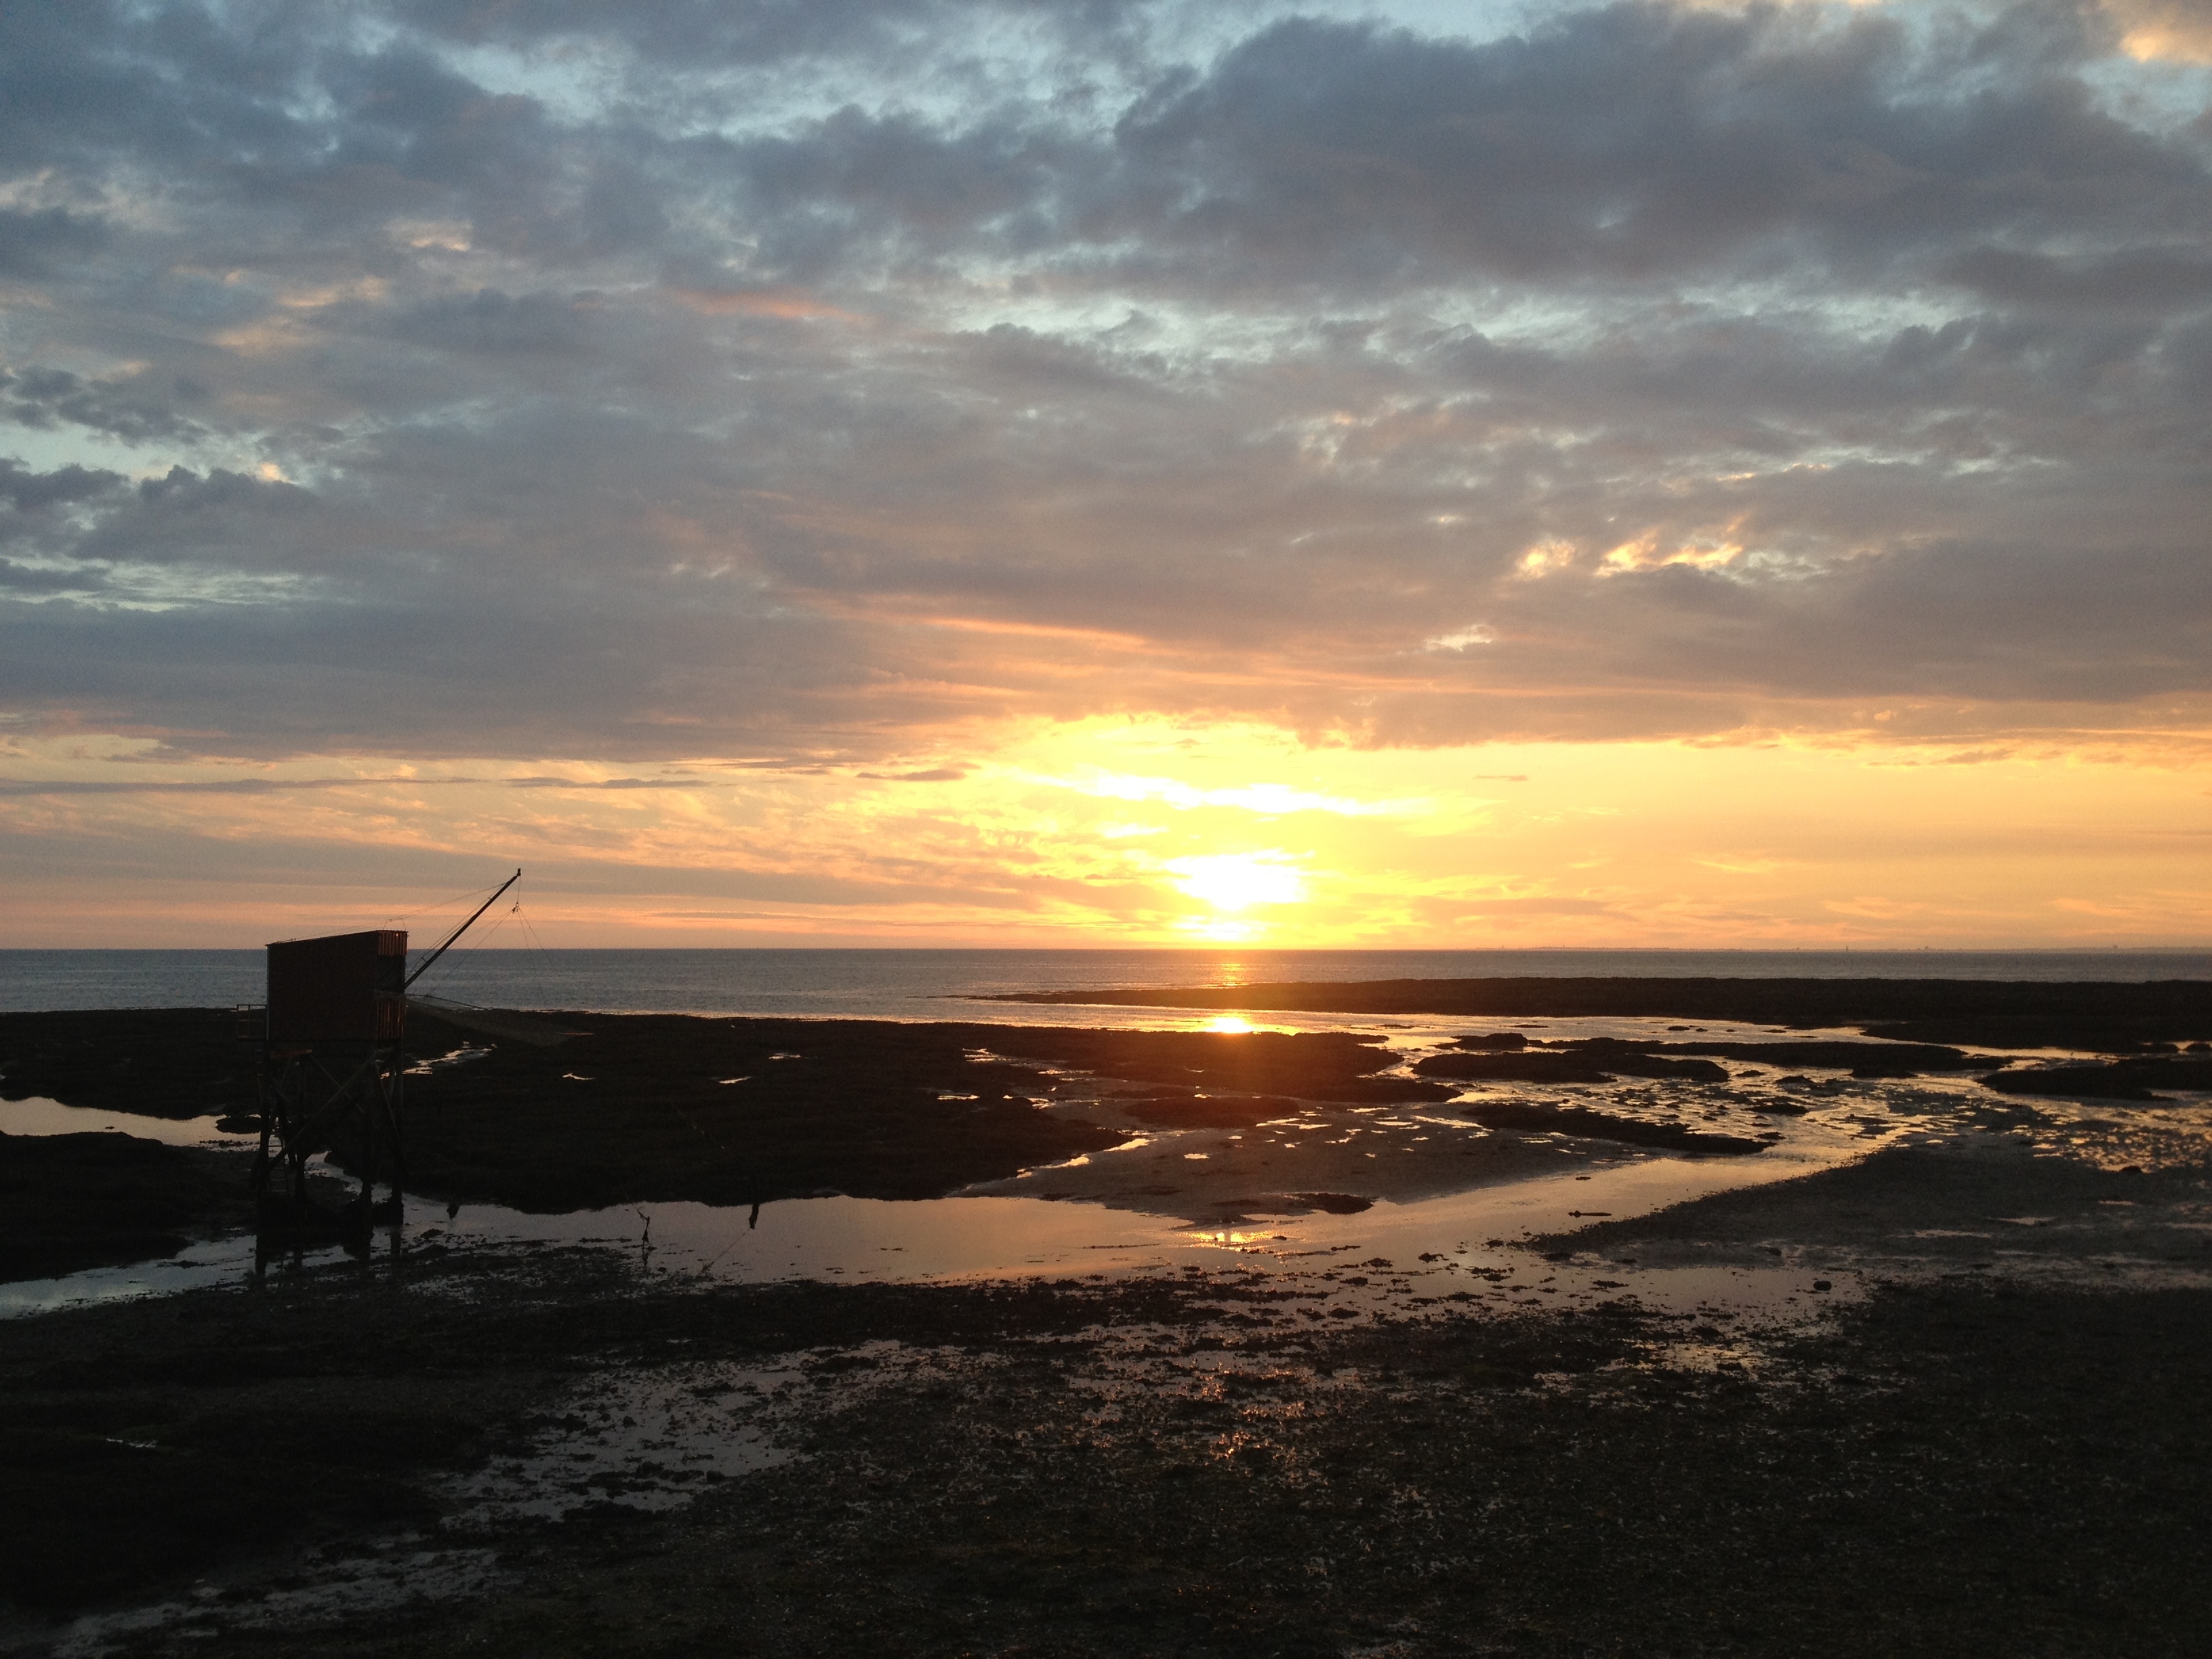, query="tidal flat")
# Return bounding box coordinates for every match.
[1,983,2209,1655]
